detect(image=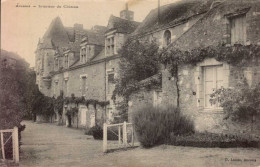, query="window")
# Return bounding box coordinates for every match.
[81,47,87,63]
[81,76,87,96]
[107,73,115,94]
[163,30,171,47]
[106,37,115,56]
[230,14,246,45]
[203,65,223,109]
[55,58,58,71]
[64,54,69,68]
